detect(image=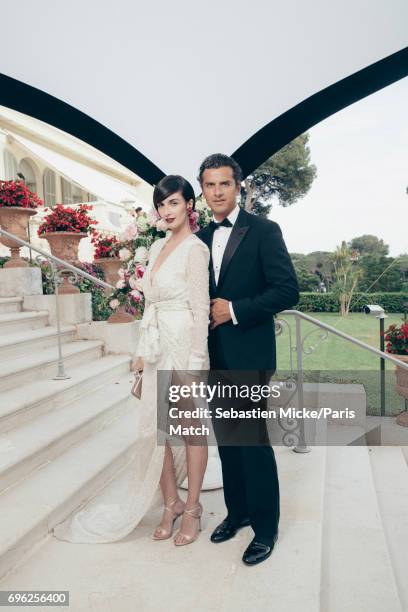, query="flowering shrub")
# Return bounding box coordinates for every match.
[194,196,214,228]
[39,259,113,320]
[109,263,146,319]
[91,232,121,258]
[37,203,98,236]
[107,201,212,317]
[0,179,42,209]
[384,321,408,355]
